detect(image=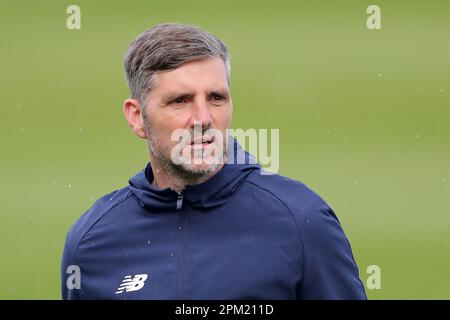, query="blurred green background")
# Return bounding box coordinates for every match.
[1,0,449,299]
